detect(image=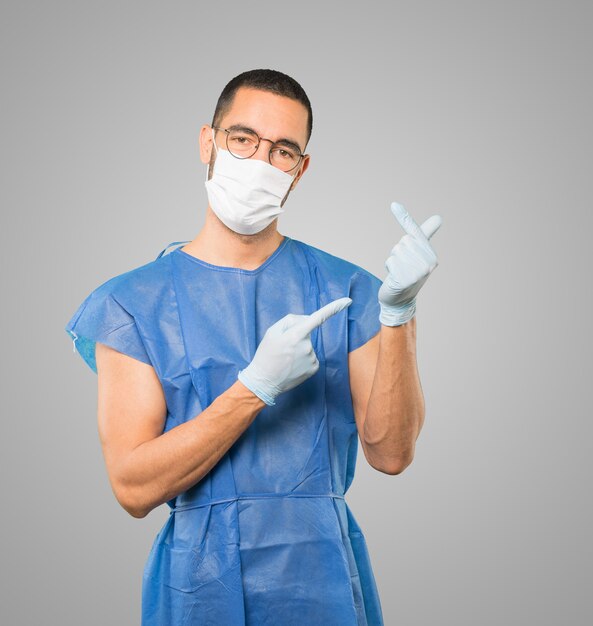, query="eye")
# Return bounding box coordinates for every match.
[234,135,252,144]
[273,147,297,160]
[228,131,258,149]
